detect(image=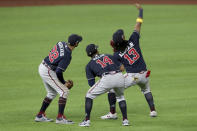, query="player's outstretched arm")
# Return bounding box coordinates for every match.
[134,3,143,33]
